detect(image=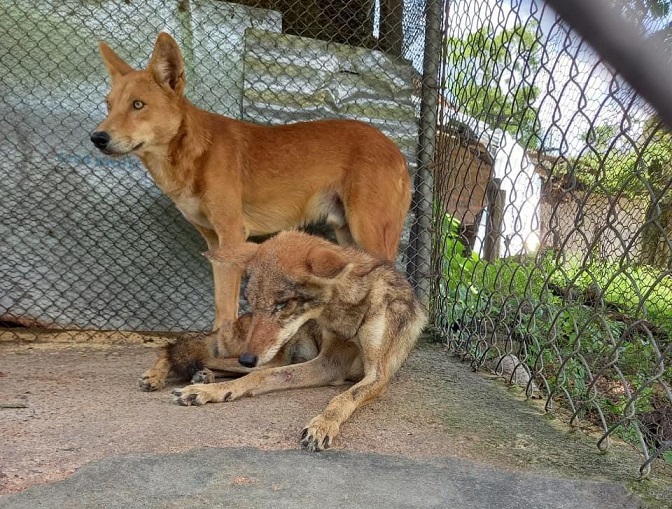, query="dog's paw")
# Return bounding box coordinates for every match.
[191,369,215,384]
[138,373,165,392]
[171,383,237,406]
[300,416,341,452]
